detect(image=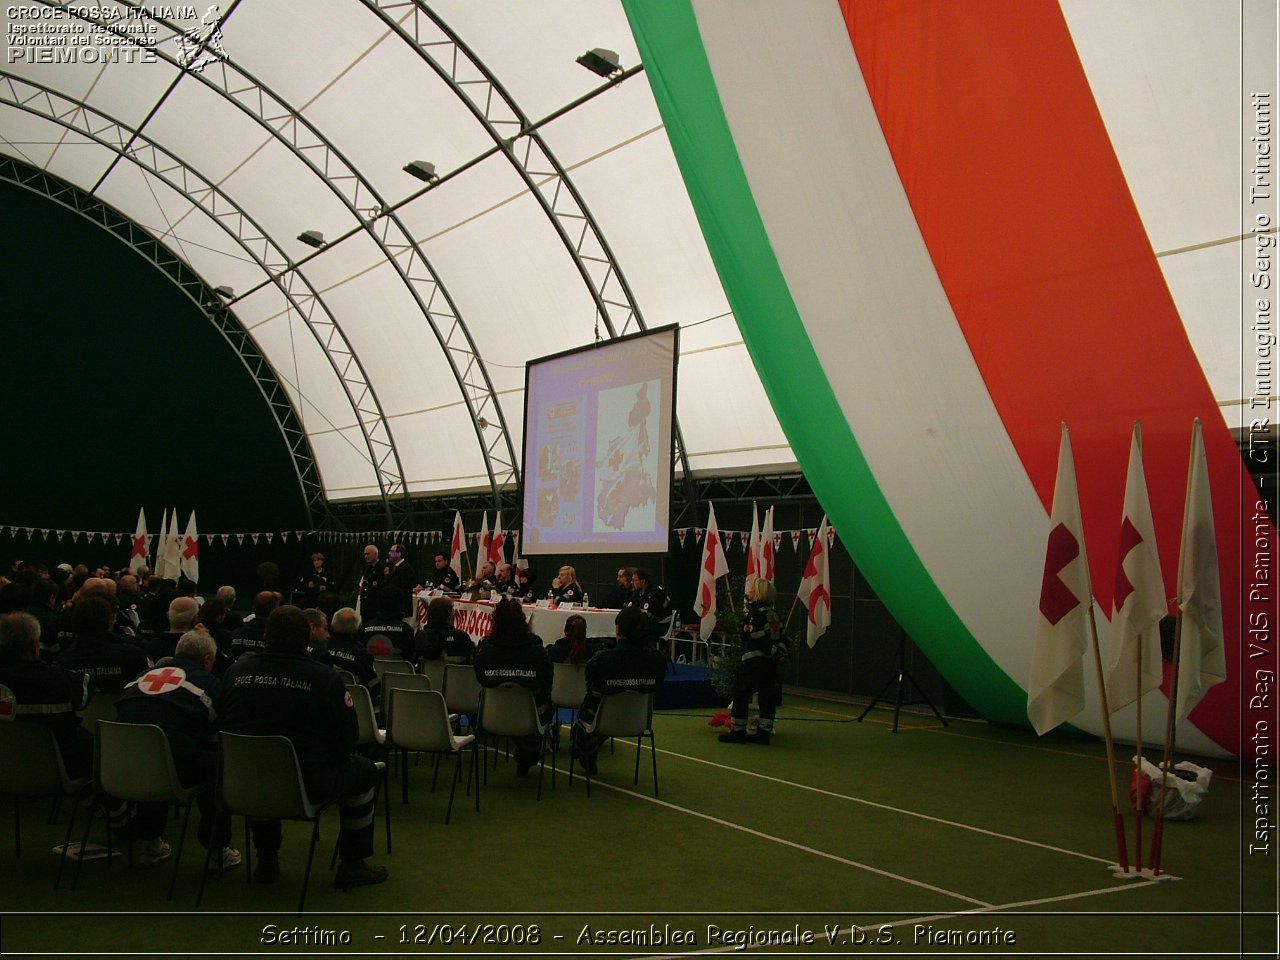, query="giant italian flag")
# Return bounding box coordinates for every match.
[624,0,1274,756]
